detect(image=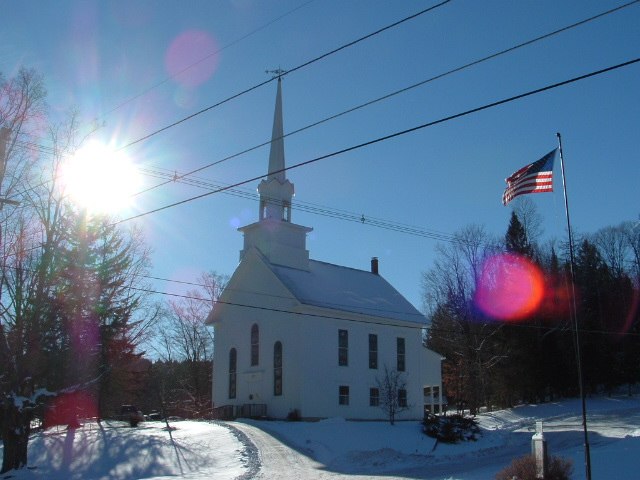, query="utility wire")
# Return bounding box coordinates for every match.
[98,0,317,120]
[134,0,640,196]
[137,167,459,242]
[128,285,640,338]
[115,57,640,226]
[10,0,634,219]
[115,0,452,152]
